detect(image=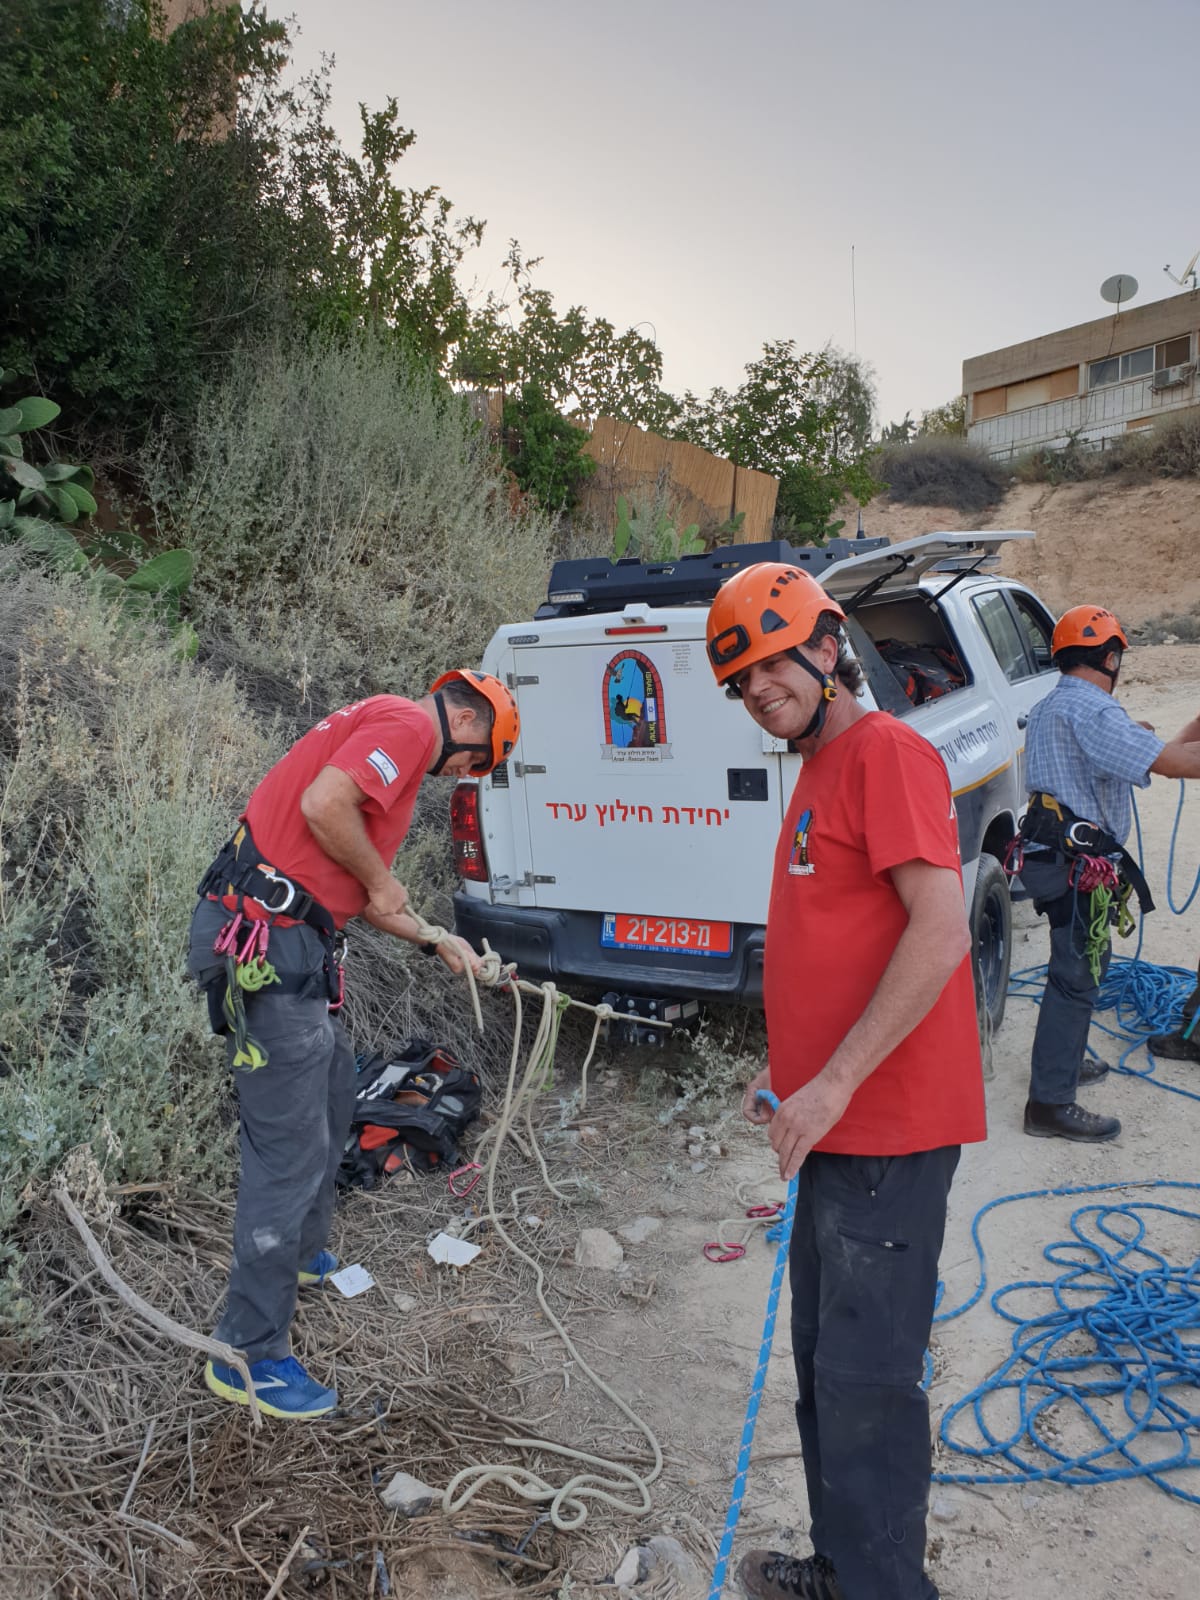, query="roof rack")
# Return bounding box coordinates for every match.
[534,536,891,618]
